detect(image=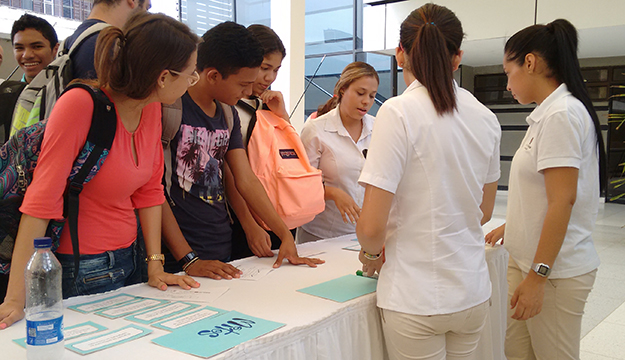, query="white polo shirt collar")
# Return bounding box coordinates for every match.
[527,83,570,125]
[323,106,374,141]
